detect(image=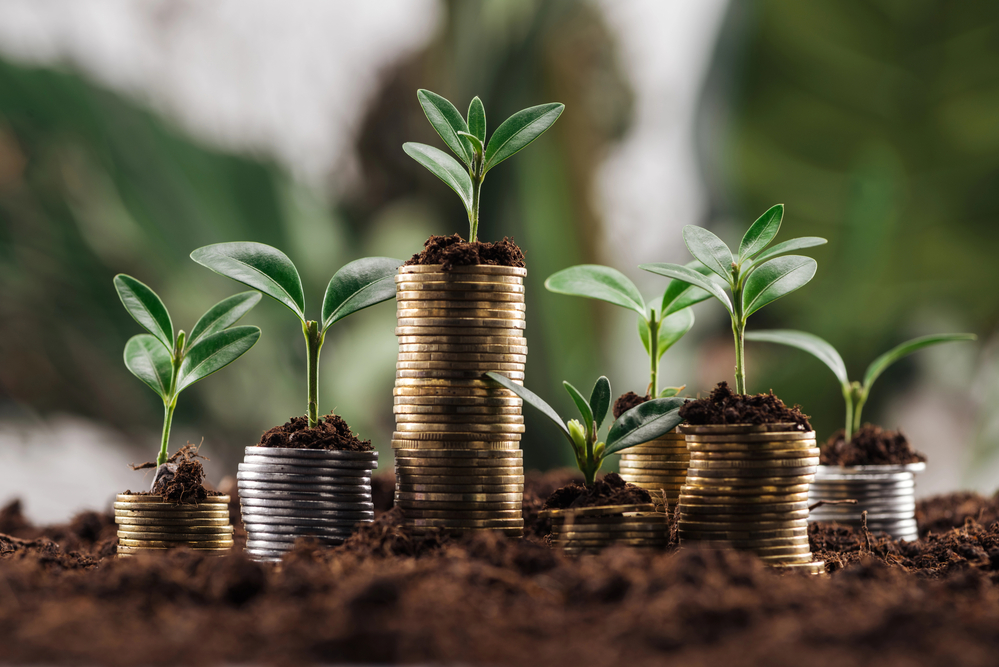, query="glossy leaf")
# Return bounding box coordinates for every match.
[604,398,686,456]
[188,291,261,349]
[638,308,696,361]
[741,256,817,318]
[114,274,173,351]
[863,333,977,391]
[746,329,849,388]
[402,142,473,217]
[744,237,827,270]
[590,376,611,431]
[457,131,484,161]
[563,381,594,439]
[467,96,486,144]
[682,225,734,284]
[640,262,733,314]
[177,326,260,392]
[738,204,783,261]
[322,257,404,331]
[485,372,570,439]
[124,334,174,401]
[484,103,564,173]
[417,89,470,164]
[191,242,306,321]
[660,262,718,317]
[544,264,646,317]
